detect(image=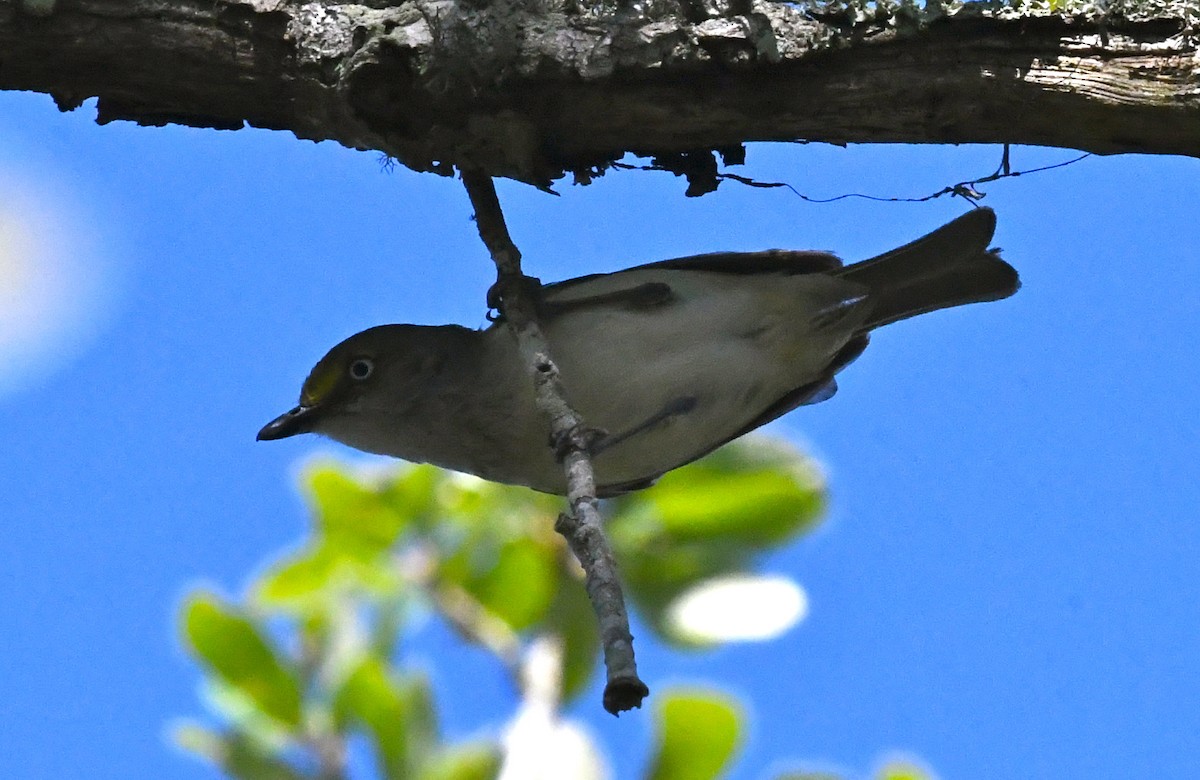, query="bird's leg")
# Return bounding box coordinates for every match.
[551,424,607,463]
[550,396,696,463]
